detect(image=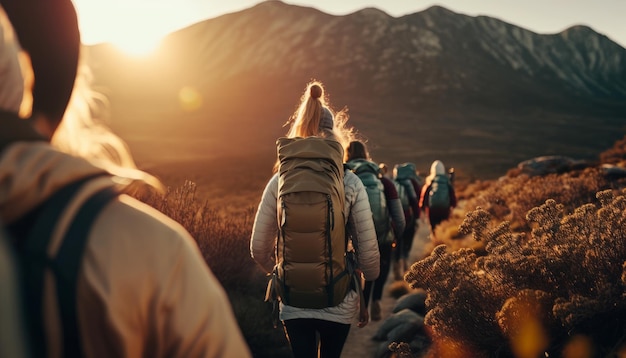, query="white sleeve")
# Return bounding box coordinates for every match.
[250,174,279,273]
